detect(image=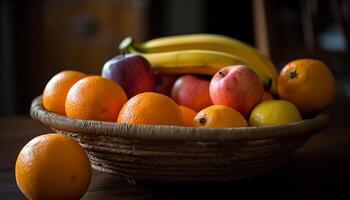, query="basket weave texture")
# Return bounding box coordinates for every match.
[30,95,329,183]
